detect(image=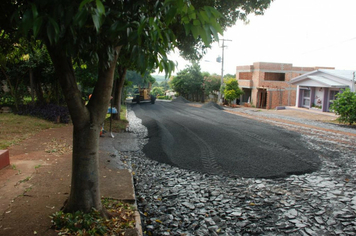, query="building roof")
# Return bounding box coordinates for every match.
[307,75,347,88]
[290,69,355,88]
[318,69,355,81]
